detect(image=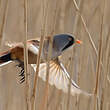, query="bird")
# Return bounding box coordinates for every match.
[0,34,90,96]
